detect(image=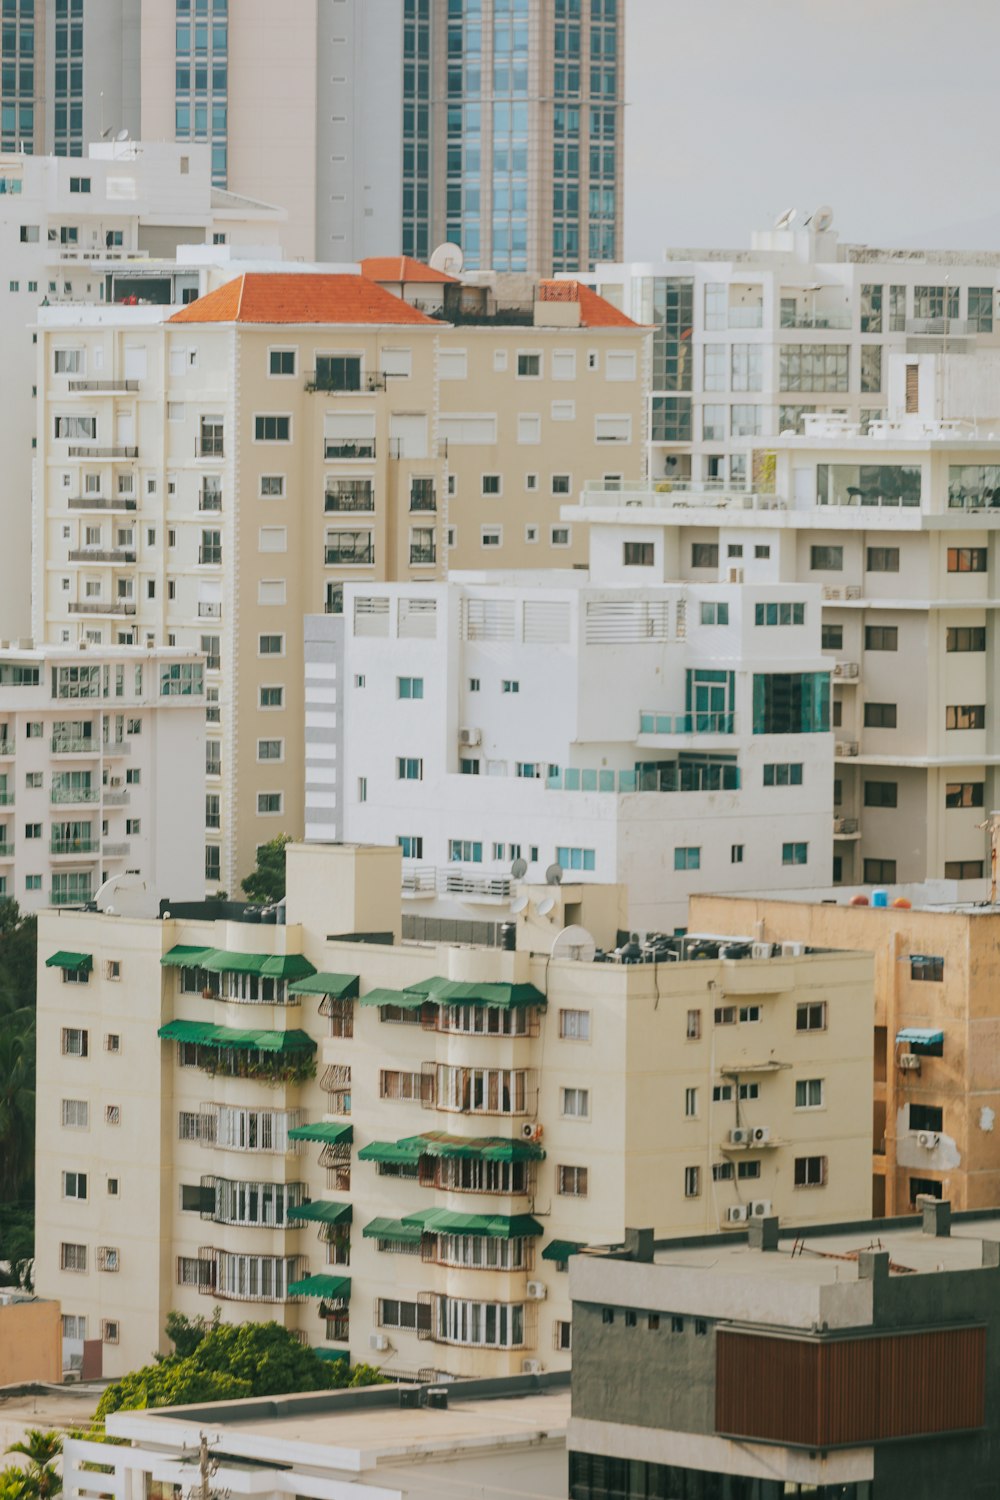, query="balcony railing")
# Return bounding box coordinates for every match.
[198,602,222,618]
[102,739,131,755]
[438,870,514,899]
[50,838,98,855]
[409,545,437,566]
[727,307,763,328]
[67,445,139,458]
[324,439,376,460]
[0,741,14,757]
[325,546,374,566]
[410,493,437,512]
[639,710,736,735]
[195,438,225,458]
[833,817,860,836]
[49,889,94,906]
[0,843,13,858]
[102,790,129,806]
[323,492,375,513]
[68,601,136,616]
[199,492,223,512]
[67,548,136,564]
[67,379,140,393]
[0,792,13,806]
[546,763,741,793]
[779,311,852,330]
[906,317,973,336]
[51,786,99,805]
[306,372,385,393]
[402,866,437,894]
[102,841,130,857]
[51,736,98,754]
[67,496,137,512]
